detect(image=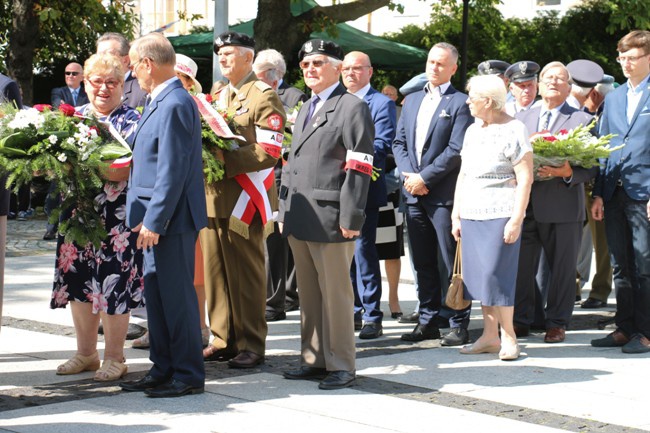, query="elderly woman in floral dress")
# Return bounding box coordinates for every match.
[51,53,143,381]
